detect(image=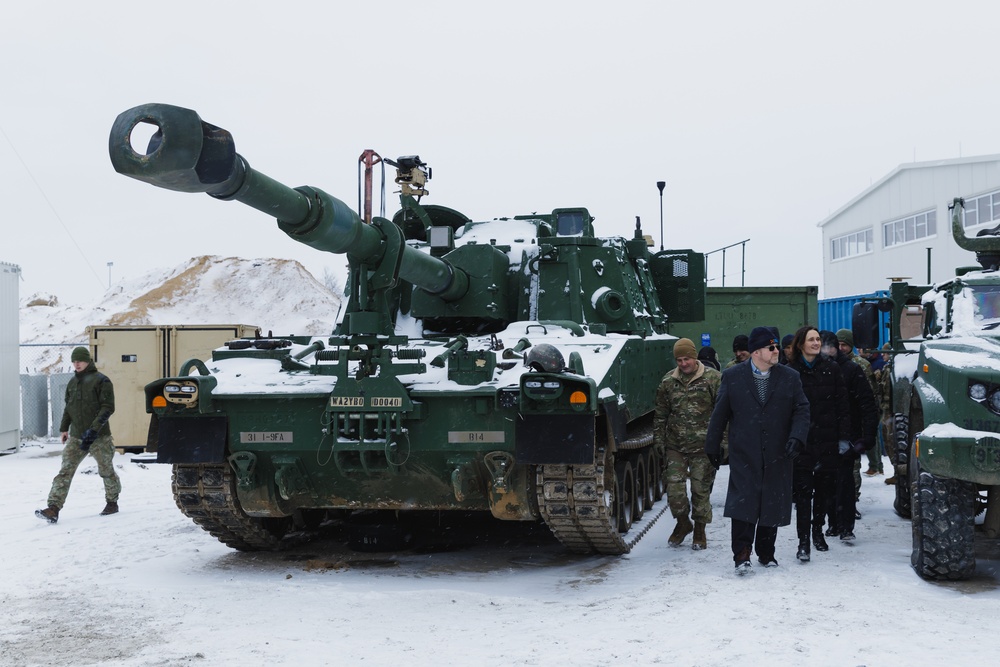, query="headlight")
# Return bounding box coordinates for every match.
[524,380,542,389]
[990,389,1000,414]
[970,383,988,401]
[164,380,199,406]
[542,381,561,389]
